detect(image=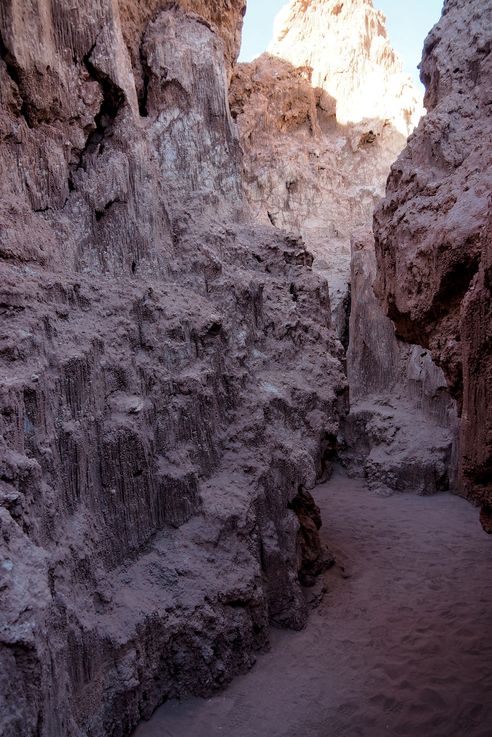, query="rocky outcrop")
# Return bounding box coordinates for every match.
[374,0,492,525]
[119,0,246,94]
[230,51,415,335]
[344,229,458,494]
[0,2,346,735]
[230,0,458,495]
